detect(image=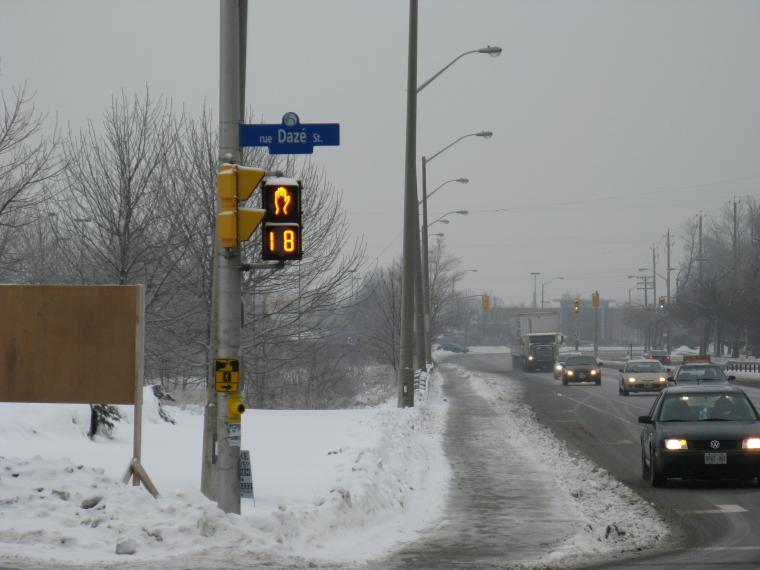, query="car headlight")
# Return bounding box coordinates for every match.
[566,370,574,376]
[742,438,760,450]
[664,438,688,451]
[555,364,562,371]
[590,369,598,376]
[528,356,534,361]
[627,377,636,383]
[658,377,667,382]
